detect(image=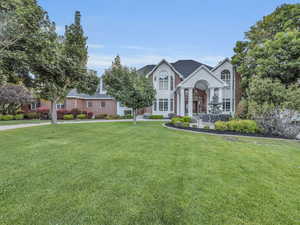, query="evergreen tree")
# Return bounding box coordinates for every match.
[31,11,99,124]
